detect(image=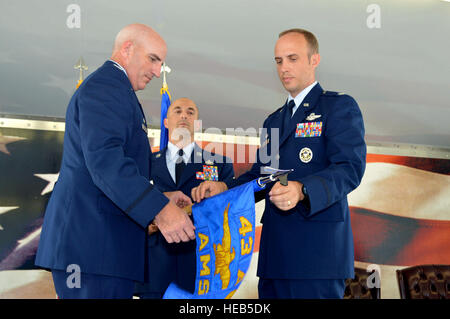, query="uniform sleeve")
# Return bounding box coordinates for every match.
[78,81,169,228]
[297,95,366,218]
